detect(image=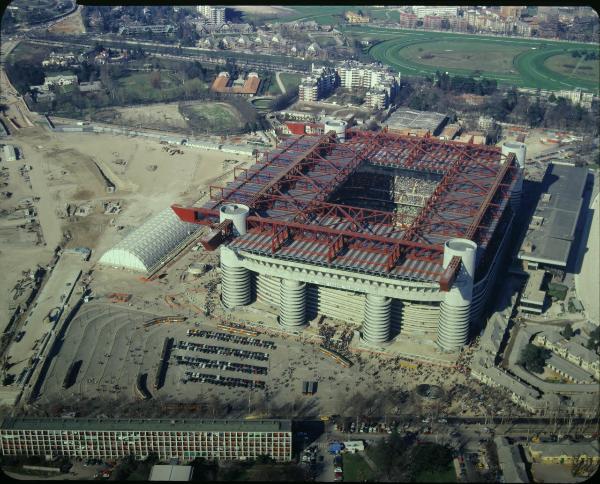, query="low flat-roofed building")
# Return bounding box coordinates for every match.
[43,75,78,88]
[149,465,192,481]
[0,418,292,462]
[534,330,599,379]
[2,144,17,162]
[79,81,103,93]
[438,123,460,141]
[385,108,447,136]
[526,441,600,464]
[456,131,487,145]
[518,164,589,269]
[494,437,530,483]
[519,270,546,314]
[210,72,260,96]
[545,353,595,384]
[343,440,365,452]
